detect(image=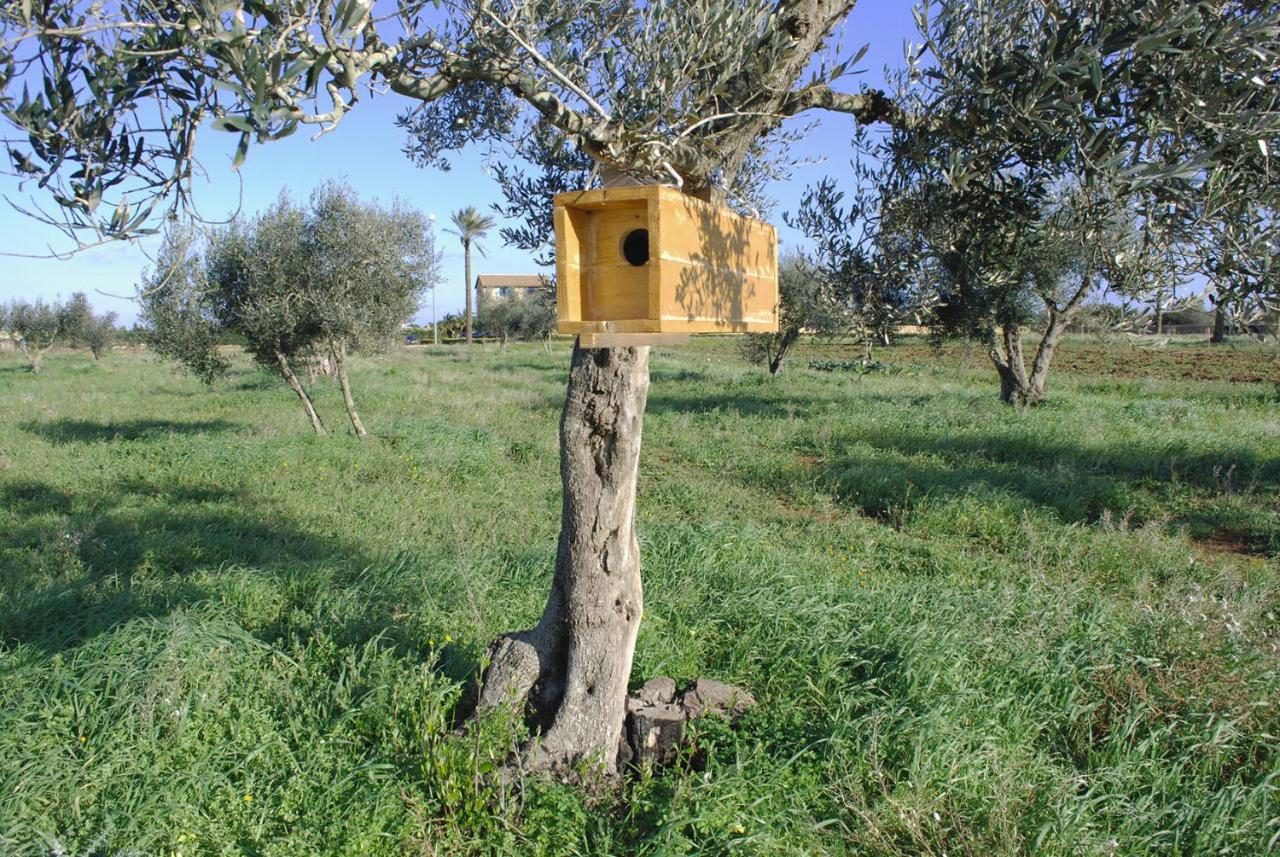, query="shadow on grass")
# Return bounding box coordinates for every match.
[648,389,833,419]
[806,428,1279,553]
[22,418,242,444]
[0,478,482,683]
